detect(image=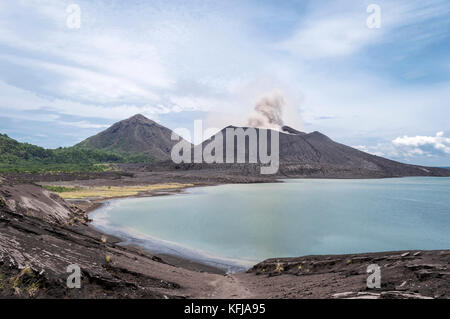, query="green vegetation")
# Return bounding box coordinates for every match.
[0,163,109,173]
[42,185,80,193]
[1,267,42,298]
[0,133,153,173]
